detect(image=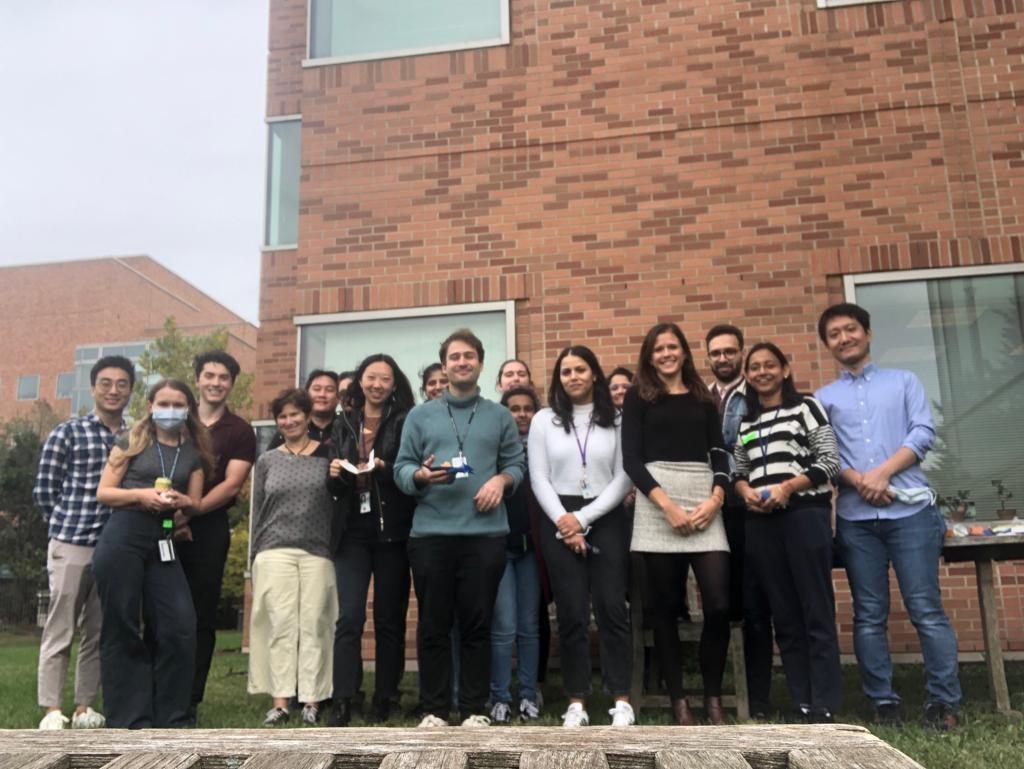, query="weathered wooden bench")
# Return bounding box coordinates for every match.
[0,725,922,769]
